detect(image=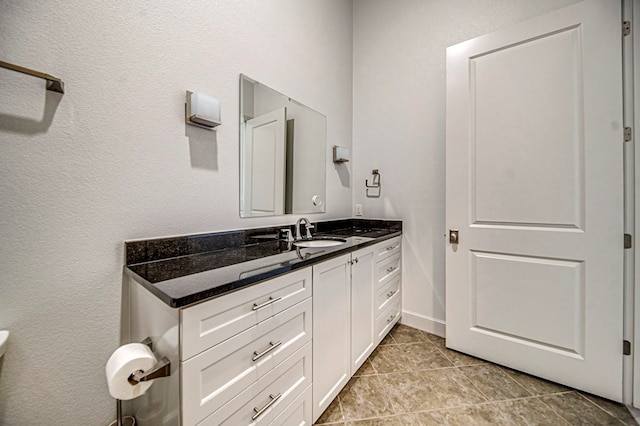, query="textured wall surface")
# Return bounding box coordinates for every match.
[352,0,580,333]
[0,1,352,424]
